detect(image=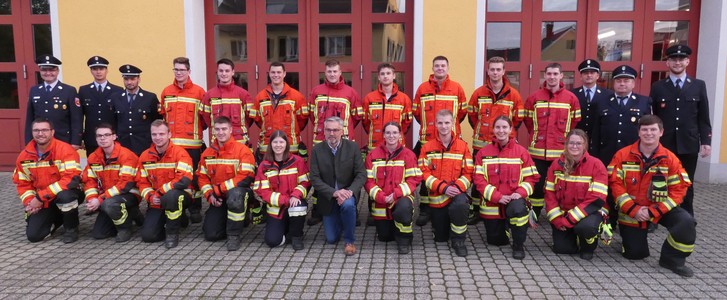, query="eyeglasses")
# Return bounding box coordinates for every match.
[32,128,52,134]
[96,133,114,139]
[324,128,341,133]
[172,68,189,73]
